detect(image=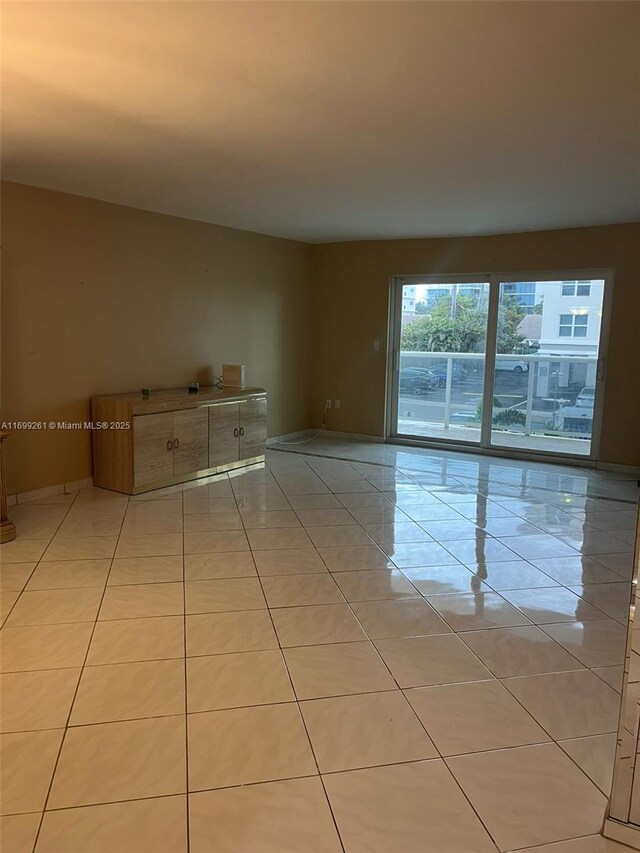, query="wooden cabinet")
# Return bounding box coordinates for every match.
[208,403,241,467]
[133,408,210,488]
[92,387,267,494]
[240,397,268,459]
[173,409,209,477]
[133,412,174,488]
[208,398,268,468]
